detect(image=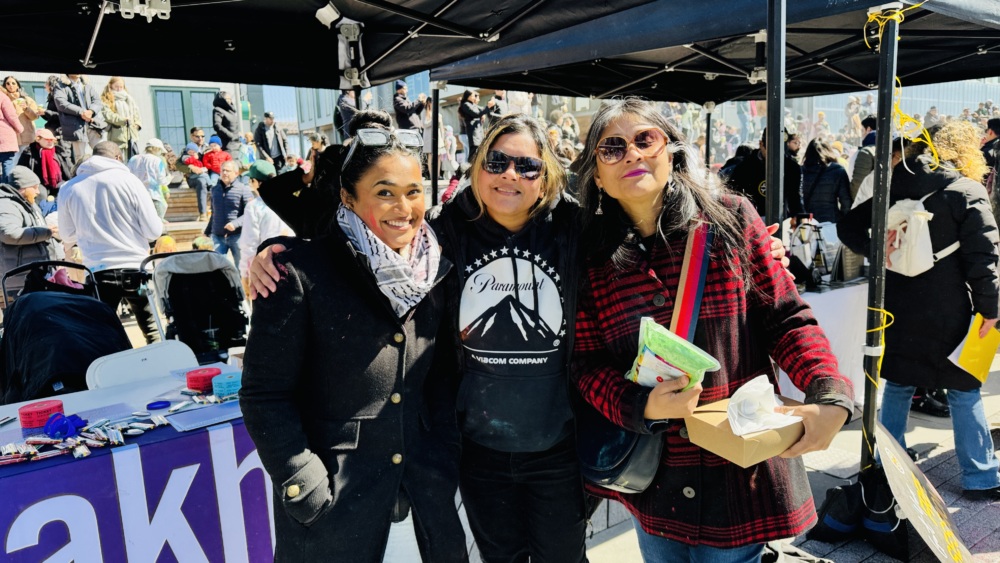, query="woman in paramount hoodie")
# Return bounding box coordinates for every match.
[428,114,588,563]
